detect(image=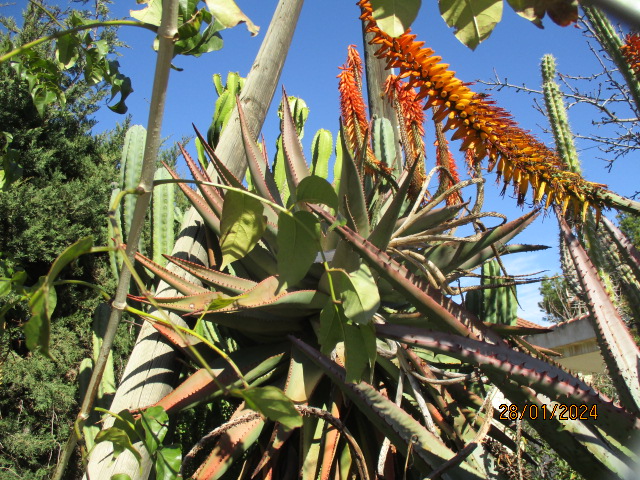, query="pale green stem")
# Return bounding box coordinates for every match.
[52,2,178,479]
